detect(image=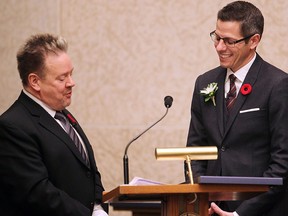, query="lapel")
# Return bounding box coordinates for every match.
[40,115,90,168]
[223,54,262,138]
[215,68,227,137]
[18,92,92,169]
